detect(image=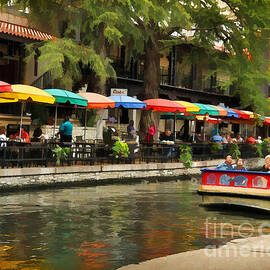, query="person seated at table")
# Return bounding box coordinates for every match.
[10,128,30,143]
[60,116,73,143]
[233,158,247,171]
[262,155,270,172]
[127,120,135,138]
[31,127,48,142]
[159,129,175,162]
[0,126,7,147]
[246,135,257,144]
[257,136,263,144]
[216,155,233,170]
[233,133,244,143]
[212,132,222,143]
[160,129,174,142]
